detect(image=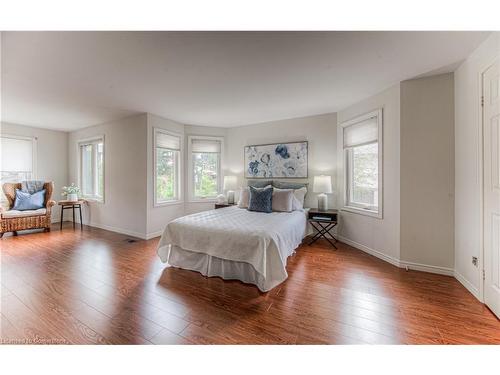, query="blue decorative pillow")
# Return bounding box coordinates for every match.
[248,186,273,213]
[12,189,46,211]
